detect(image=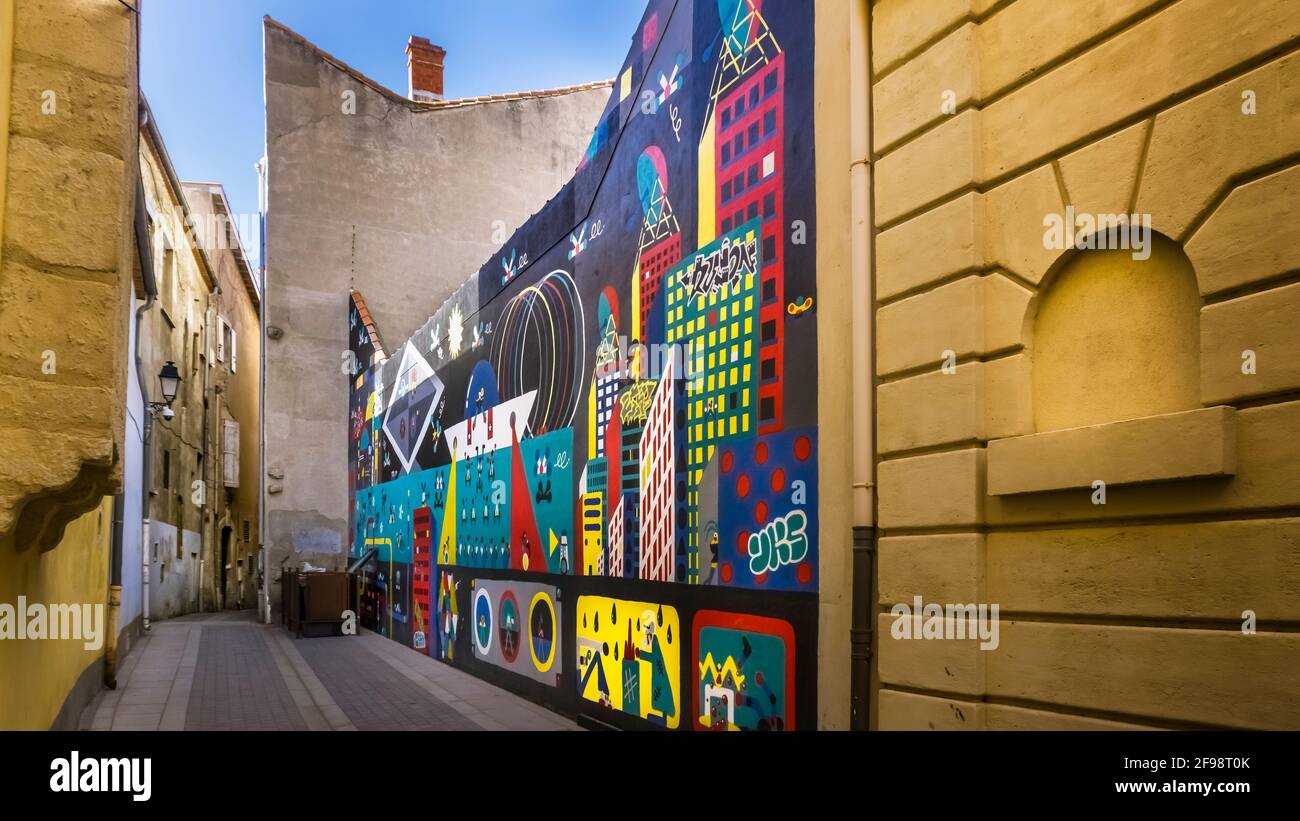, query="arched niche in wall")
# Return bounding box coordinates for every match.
[988,230,1236,497]
[1027,231,1200,432]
